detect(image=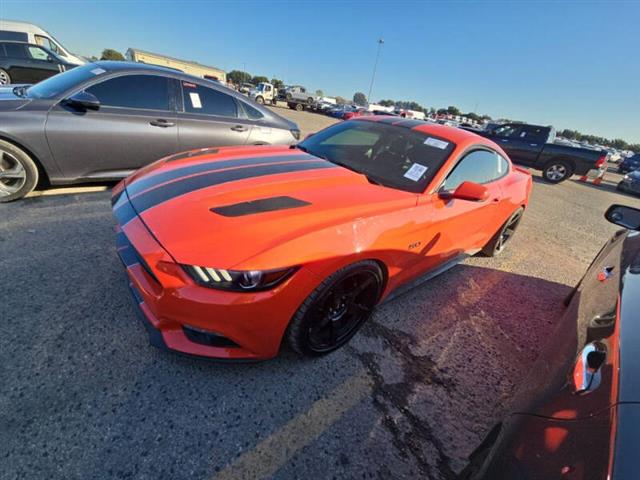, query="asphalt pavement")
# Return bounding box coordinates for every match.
[2,112,640,479]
